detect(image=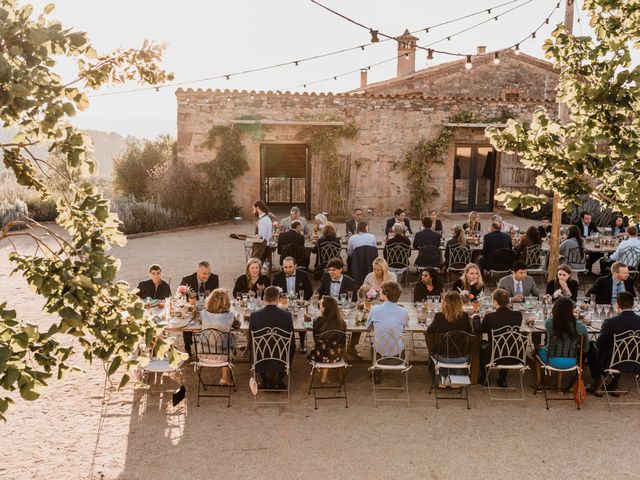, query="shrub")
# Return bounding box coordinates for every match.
[26,197,58,222]
[514,196,618,227]
[0,199,28,229]
[111,195,180,235]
